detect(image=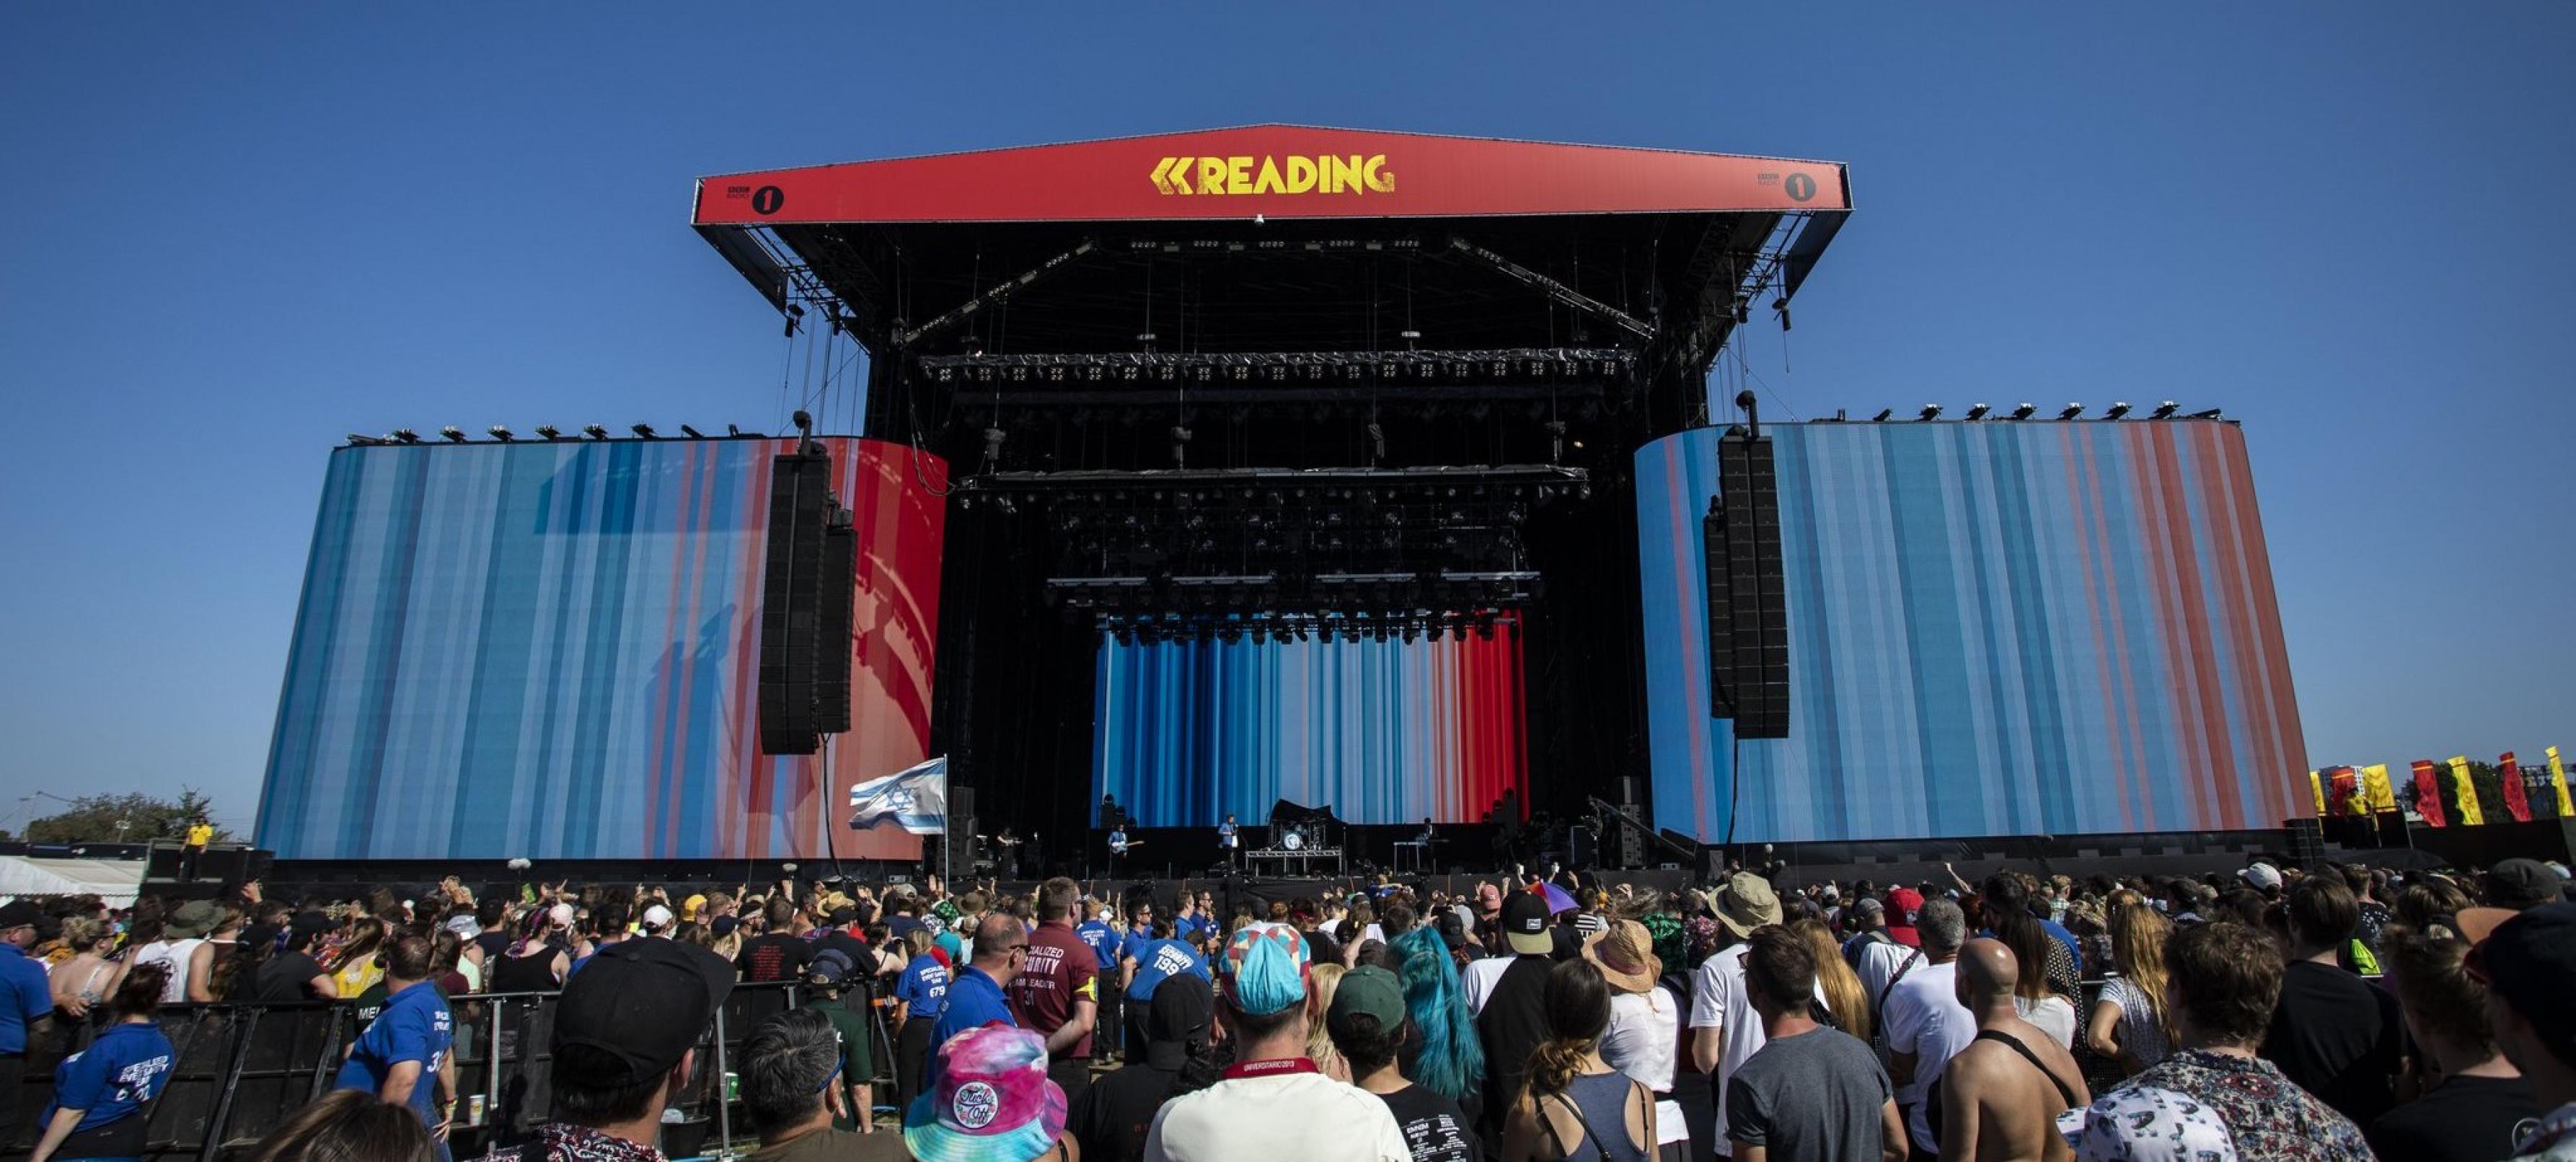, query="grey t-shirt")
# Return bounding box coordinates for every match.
[1724,1025,1892,1161]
